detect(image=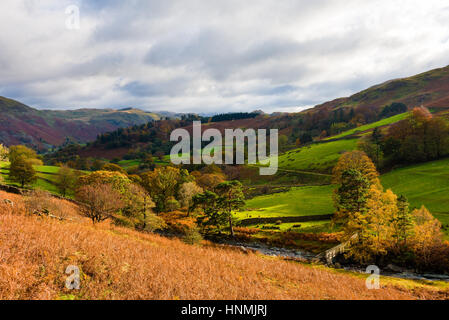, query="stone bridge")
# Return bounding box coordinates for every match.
[315,234,358,265]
